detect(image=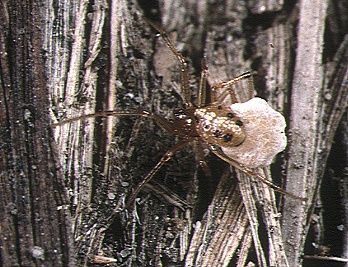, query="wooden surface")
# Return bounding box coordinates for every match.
[0,2,75,266]
[0,0,347,266]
